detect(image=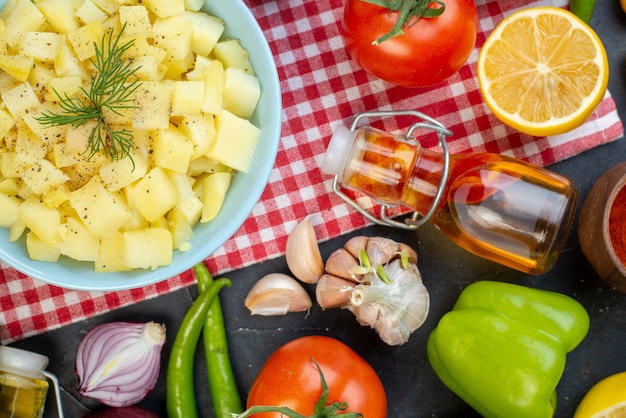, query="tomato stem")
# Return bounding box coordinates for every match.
[362,0,446,44]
